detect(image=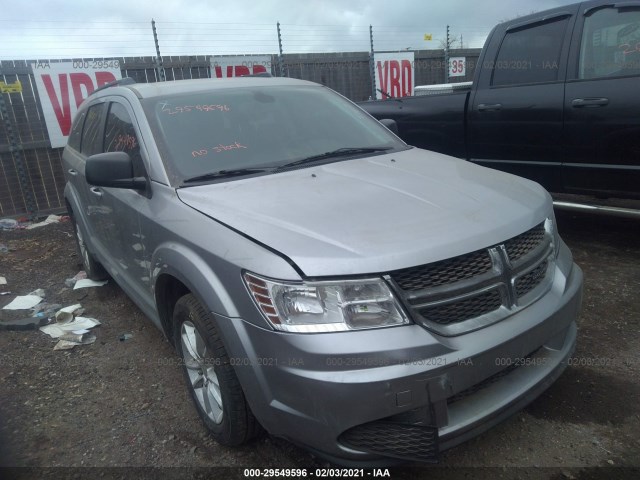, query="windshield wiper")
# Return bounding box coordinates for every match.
[183,167,273,184]
[183,147,392,182]
[276,147,392,171]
